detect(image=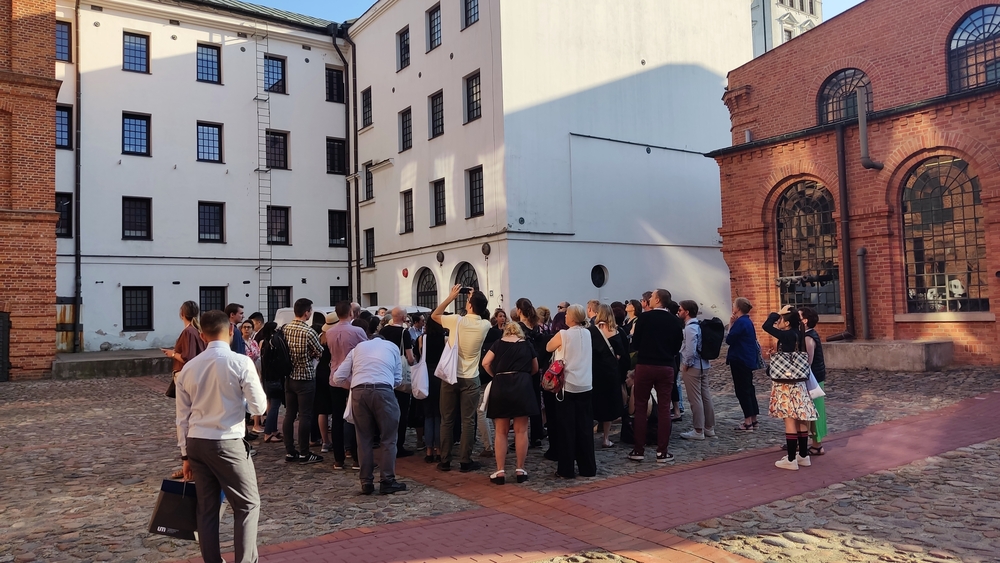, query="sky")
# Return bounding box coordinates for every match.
[263,0,866,26]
